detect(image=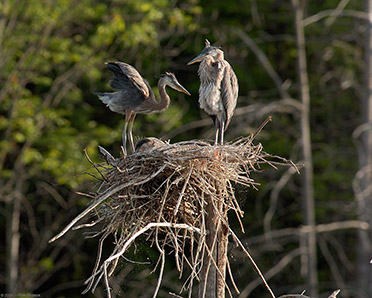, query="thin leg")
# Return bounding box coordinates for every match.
[220,120,225,145]
[122,120,128,155]
[215,127,219,145]
[211,115,219,145]
[128,112,136,153]
[122,111,134,155]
